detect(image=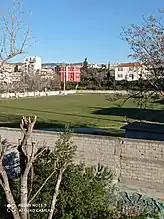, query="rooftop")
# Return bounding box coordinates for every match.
[118,62,141,67]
